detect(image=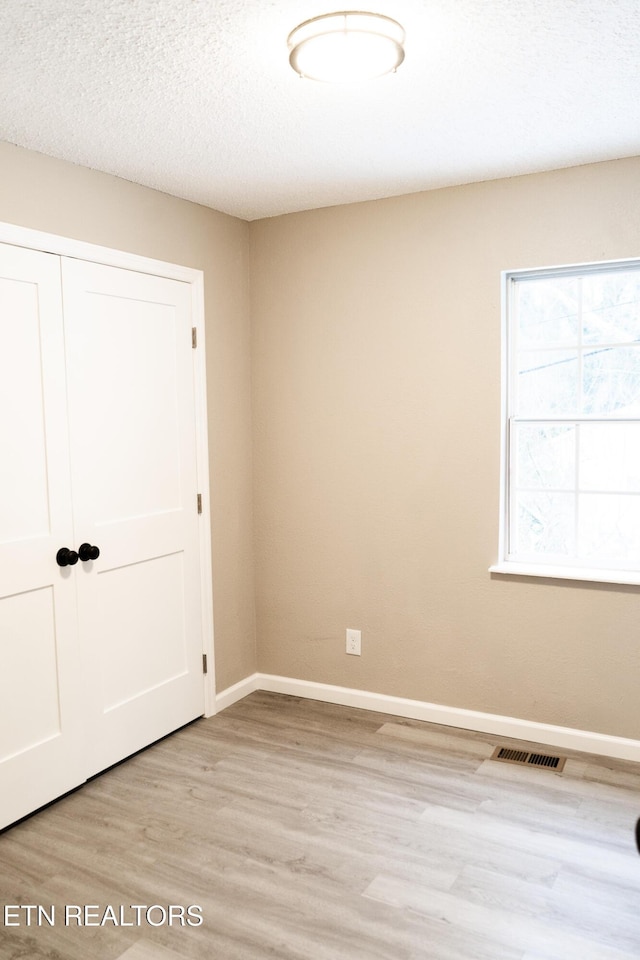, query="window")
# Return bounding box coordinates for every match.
[493,260,640,583]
